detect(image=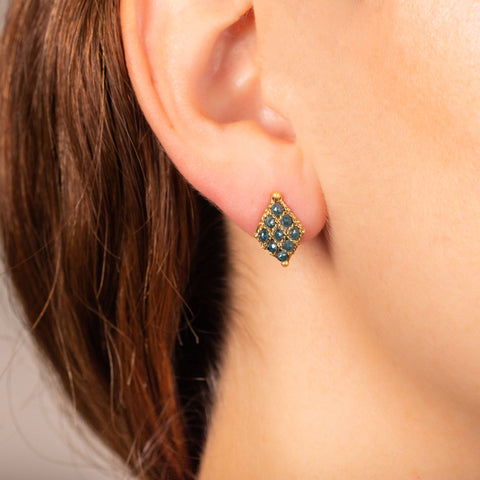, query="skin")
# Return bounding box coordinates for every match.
[121,0,480,477]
